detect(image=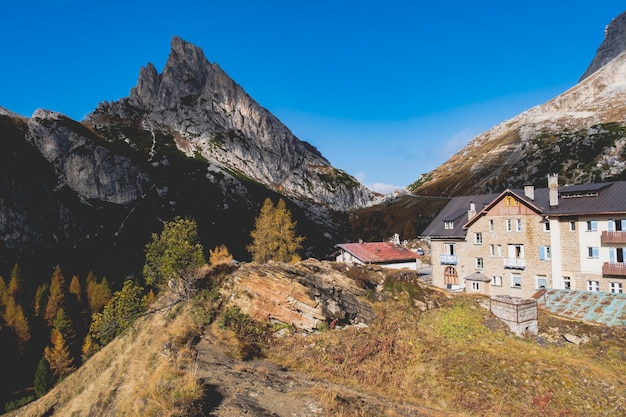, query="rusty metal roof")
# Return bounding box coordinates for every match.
[336,242,418,264]
[538,289,626,326]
